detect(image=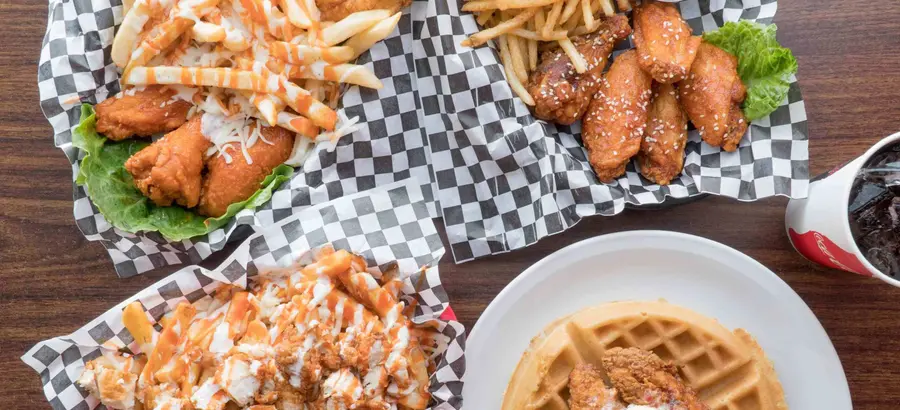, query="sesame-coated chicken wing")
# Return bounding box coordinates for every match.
[581,50,653,182]
[568,364,626,410]
[197,123,294,217]
[95,85,194,141]
[526,15,632,125]
[632,1,701,84]
[678,42,748,152]
[124,116,210,208]
[602,347,709,410]
[638,82,688,185]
